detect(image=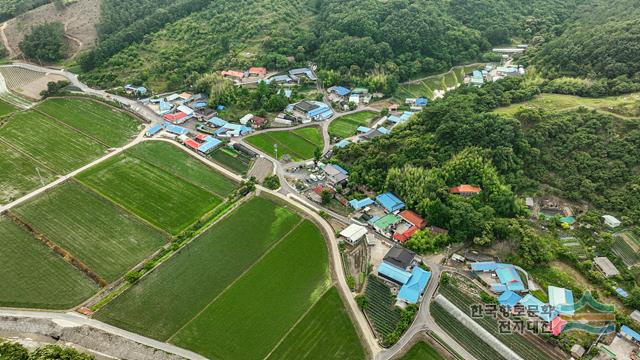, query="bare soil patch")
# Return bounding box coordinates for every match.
[0,66,66,99]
